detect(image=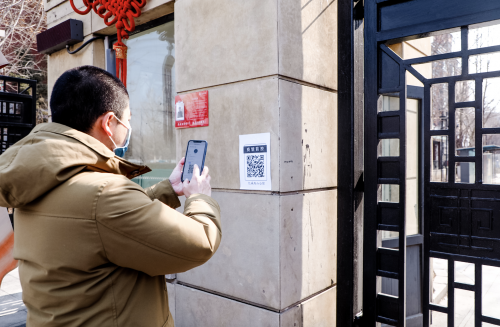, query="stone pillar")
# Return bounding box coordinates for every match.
[172,0,338,325]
